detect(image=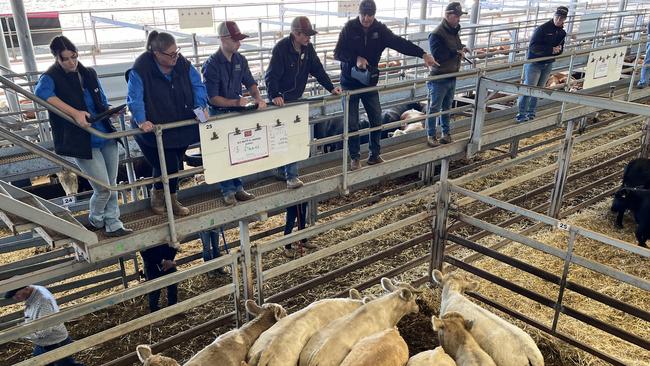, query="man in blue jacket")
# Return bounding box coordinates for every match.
[636,22,650,89]
[265,16,341,189]
[334,0,437,170]
[517,6,568,123]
